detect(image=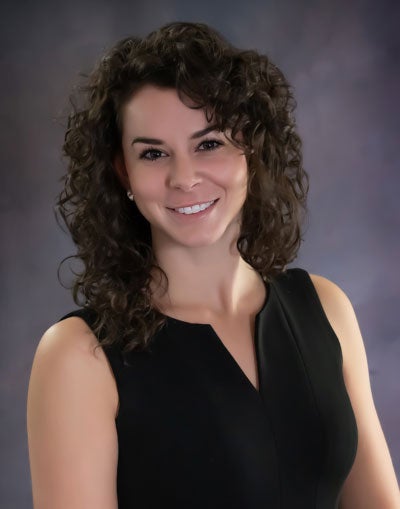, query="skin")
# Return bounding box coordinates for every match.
[27,85,400,508]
